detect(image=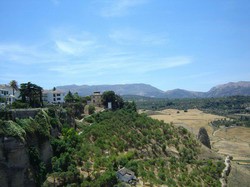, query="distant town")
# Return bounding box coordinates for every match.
[0,81,104,108]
